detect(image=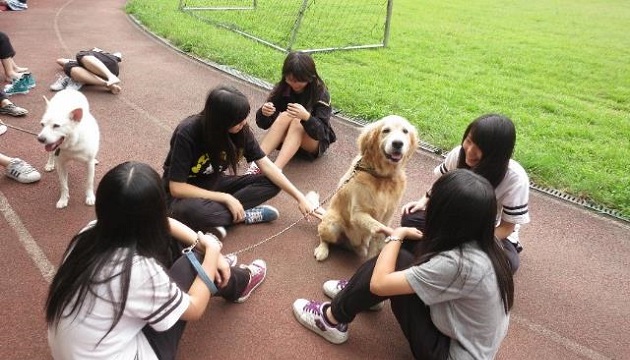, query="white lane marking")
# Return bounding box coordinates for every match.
[512,315,612,360]
[0,190,56,283]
